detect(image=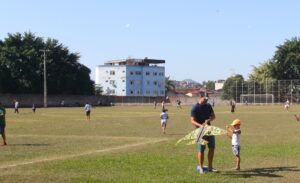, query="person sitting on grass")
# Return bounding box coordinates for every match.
[160,109,169,134]
[227,119,242,170]
[0,102,7,146]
